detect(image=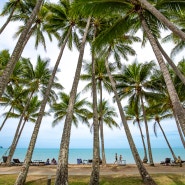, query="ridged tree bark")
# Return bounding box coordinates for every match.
[99,80,106,166]
[105,48,157,185]
[14,25,73,185]
[6,115,25,166]
[6,91,35,166]
[140,96,154,166]
[137,0,185,41]
[156,120,177,161]
[156,39,185,86]
[137,120,148,163]
[0,0,44,97]
[173,112,185,148]
[54,17,91,185]
[89,24,100,185]
[140,14,185,136]
[0,0,20,34]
